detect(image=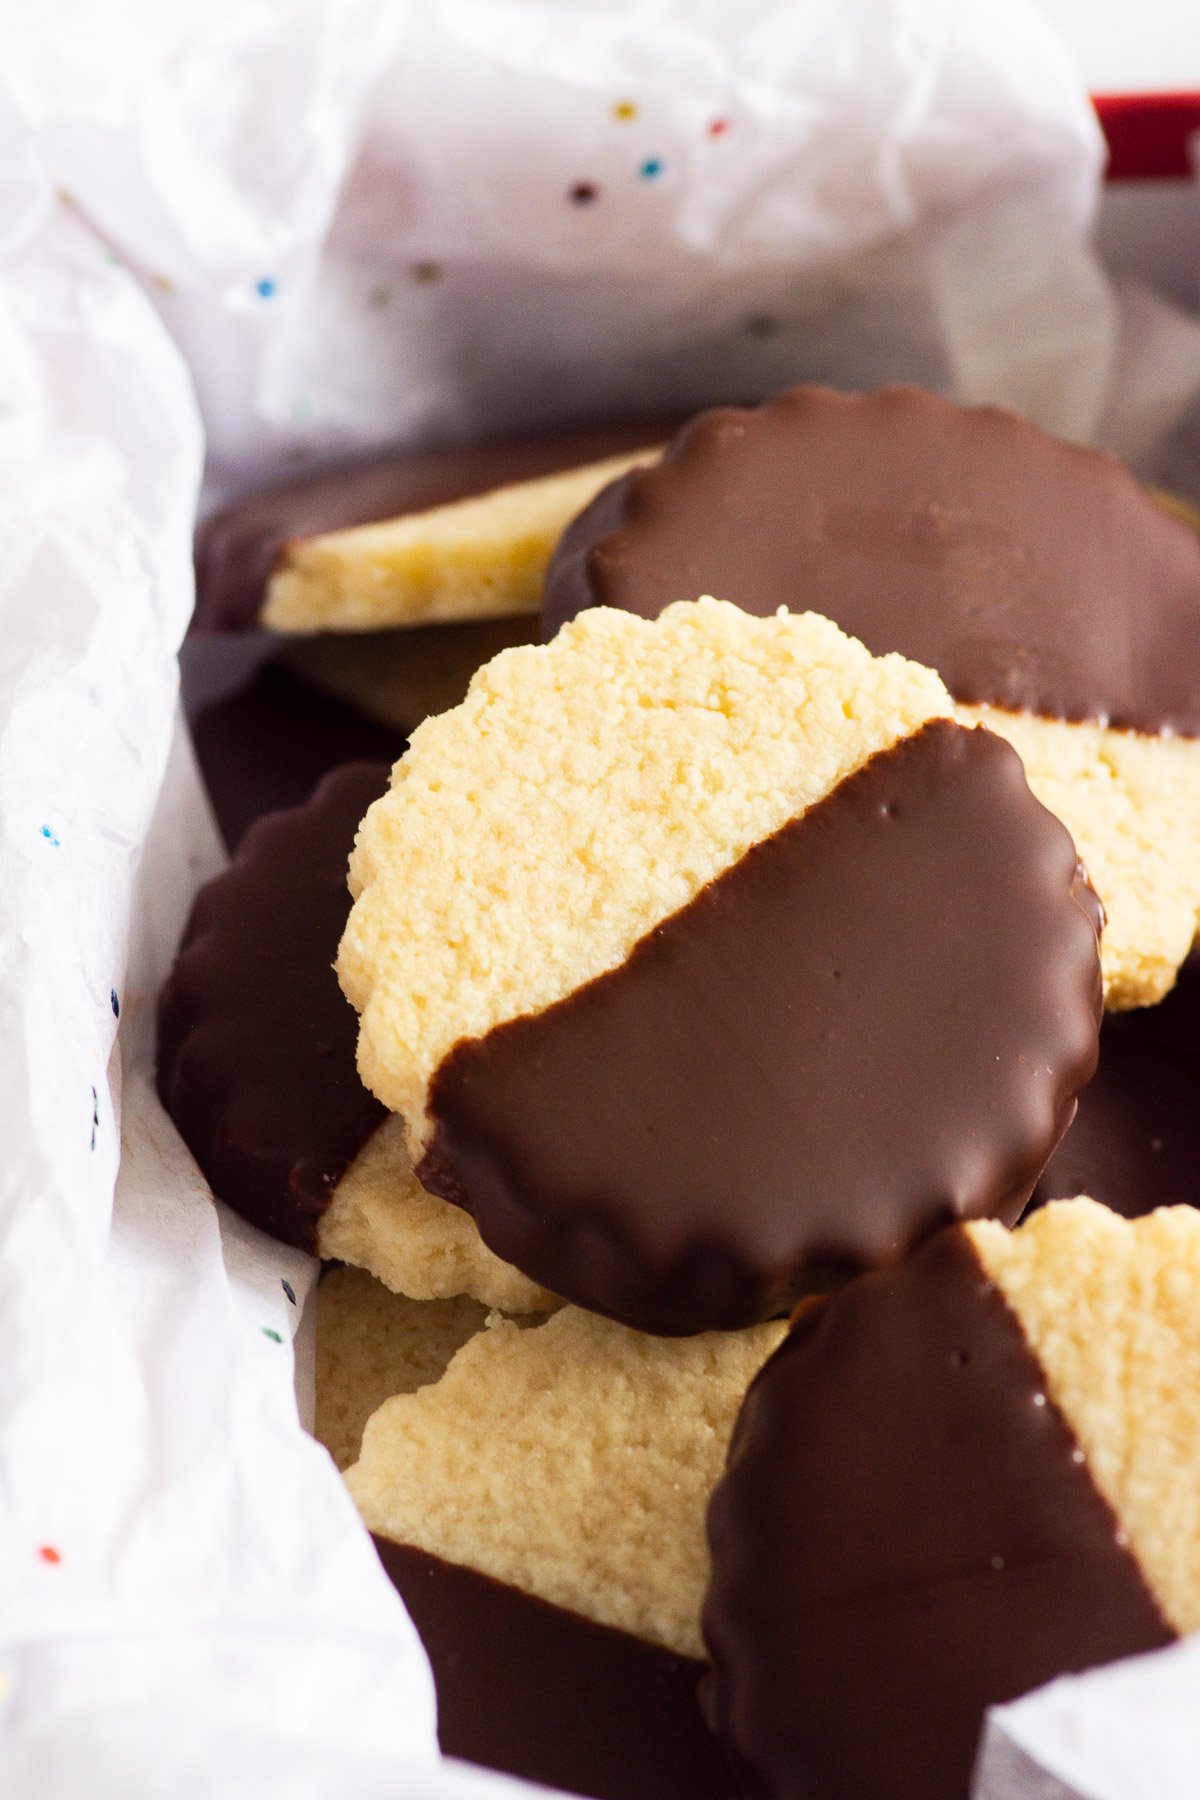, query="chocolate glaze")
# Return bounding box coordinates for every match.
[375,1540,732,1800]
[194,420,678,633]
[188,659,406,852]
[702,1229,1176,1800]
[543,385,1200,733]
[157,763,389,1250]
[1031,1020,1200,1218]
[417,720,1101,1336]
